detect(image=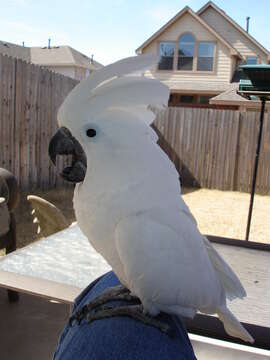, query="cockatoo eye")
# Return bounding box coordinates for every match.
[86,128,97,138]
